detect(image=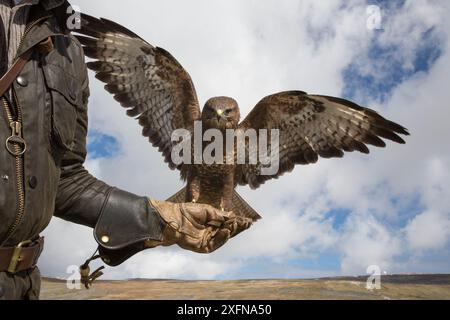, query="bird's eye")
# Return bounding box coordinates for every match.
[225,108,233,114]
